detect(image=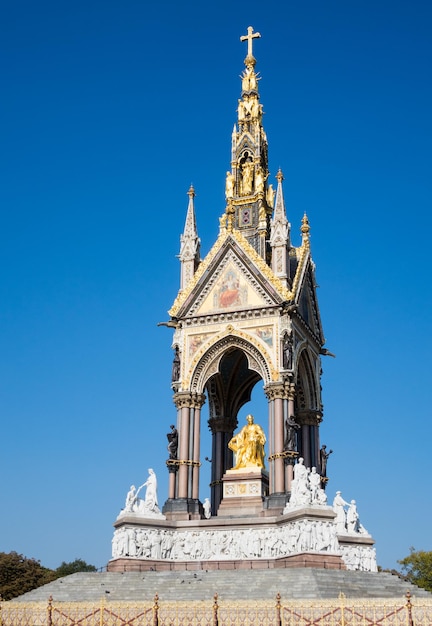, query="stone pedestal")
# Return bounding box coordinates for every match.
[217,468,269,517]
[162,498,202,521]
